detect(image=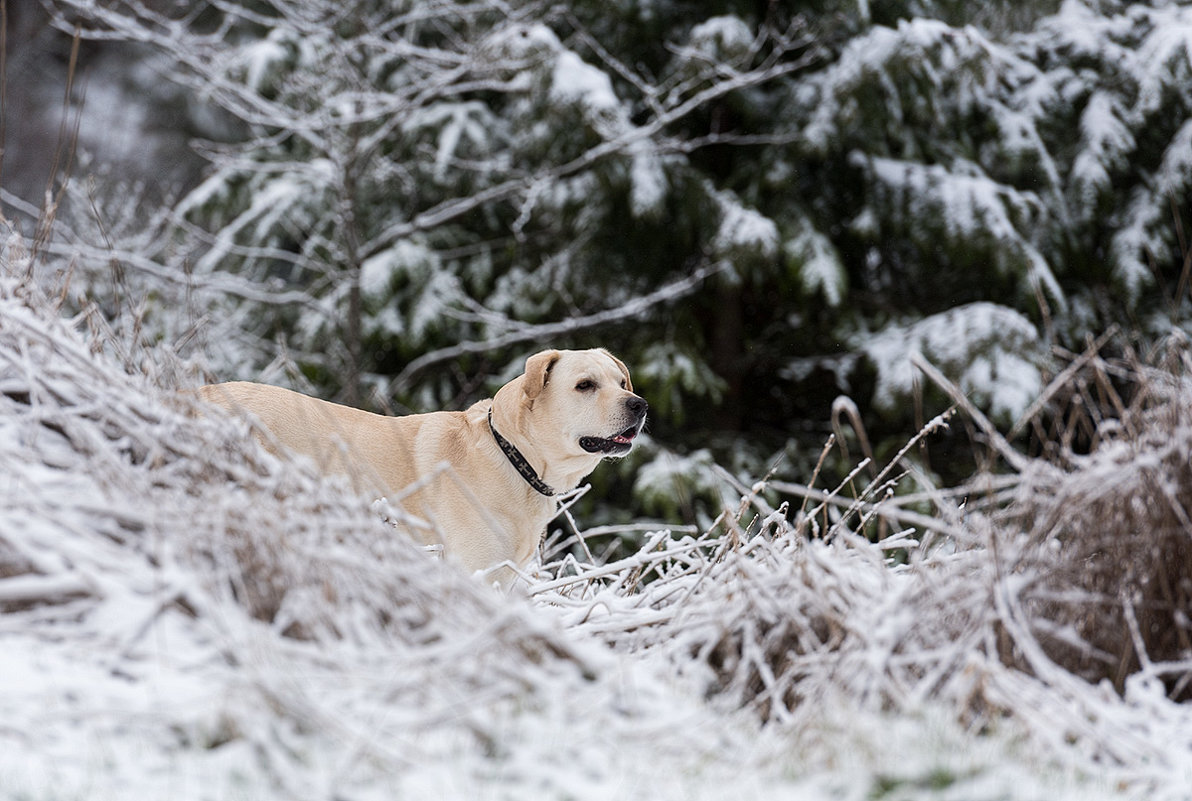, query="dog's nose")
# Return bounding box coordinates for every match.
[626,396,648,419]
